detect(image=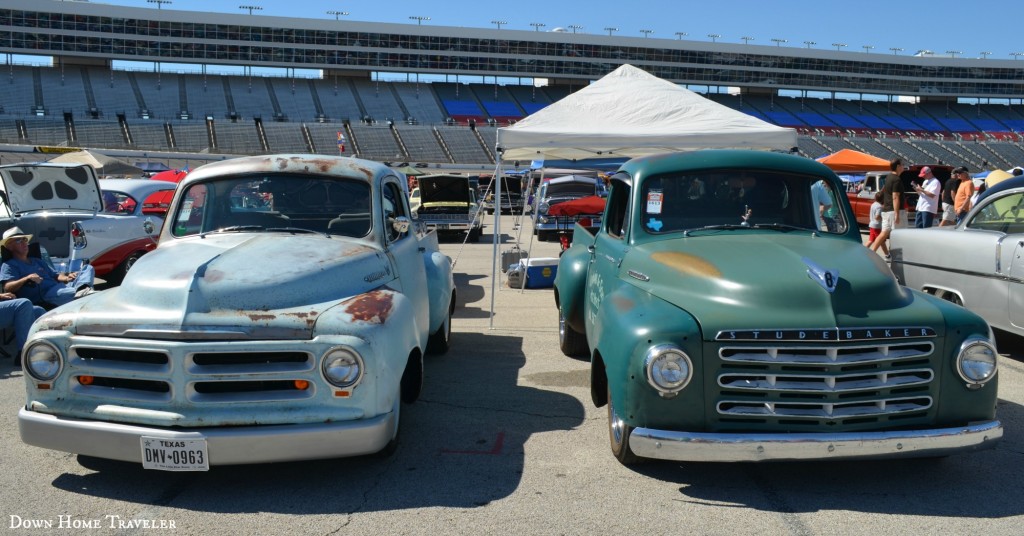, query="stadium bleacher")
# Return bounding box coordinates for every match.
[2,62,1021,170]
